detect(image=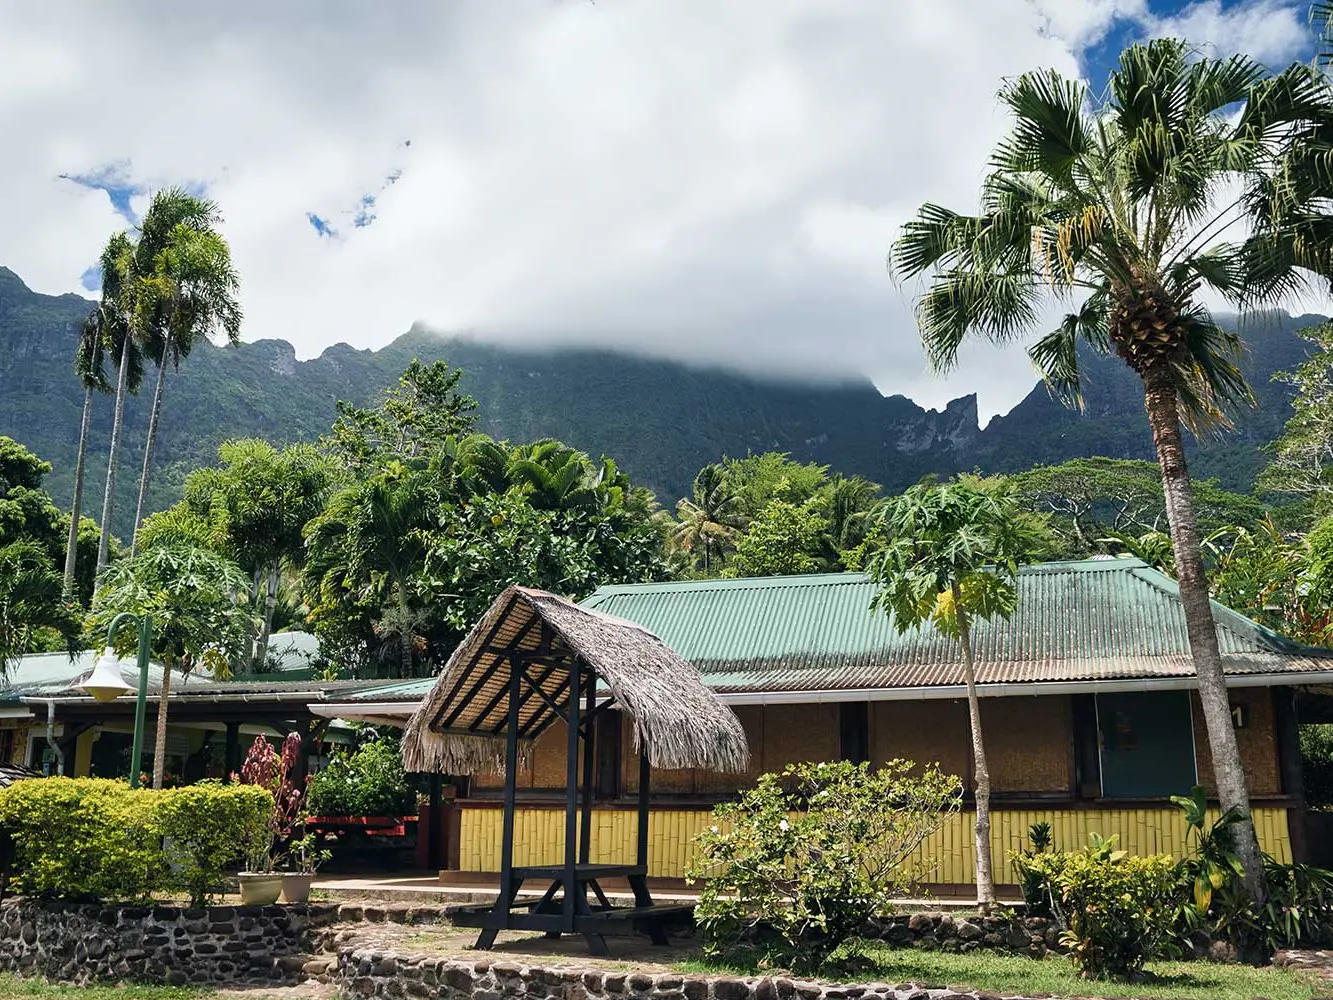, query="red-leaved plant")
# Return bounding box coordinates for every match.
[237,733,305,872]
